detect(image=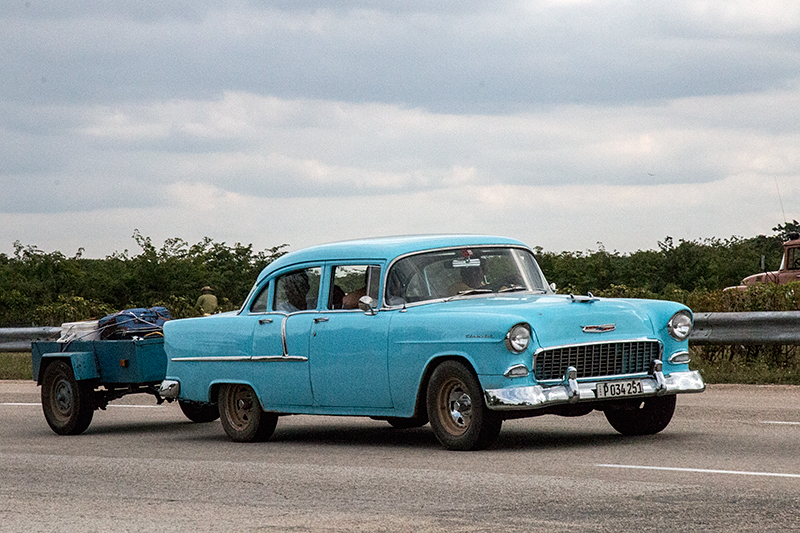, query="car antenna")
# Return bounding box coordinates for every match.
[775,177,787,225]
